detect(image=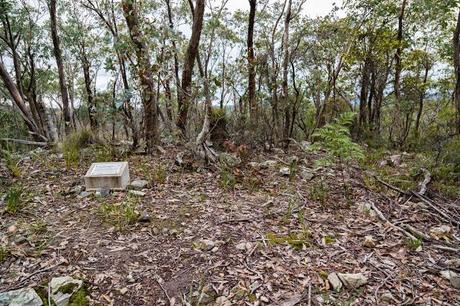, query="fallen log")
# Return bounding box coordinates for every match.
[1,138,48,147]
